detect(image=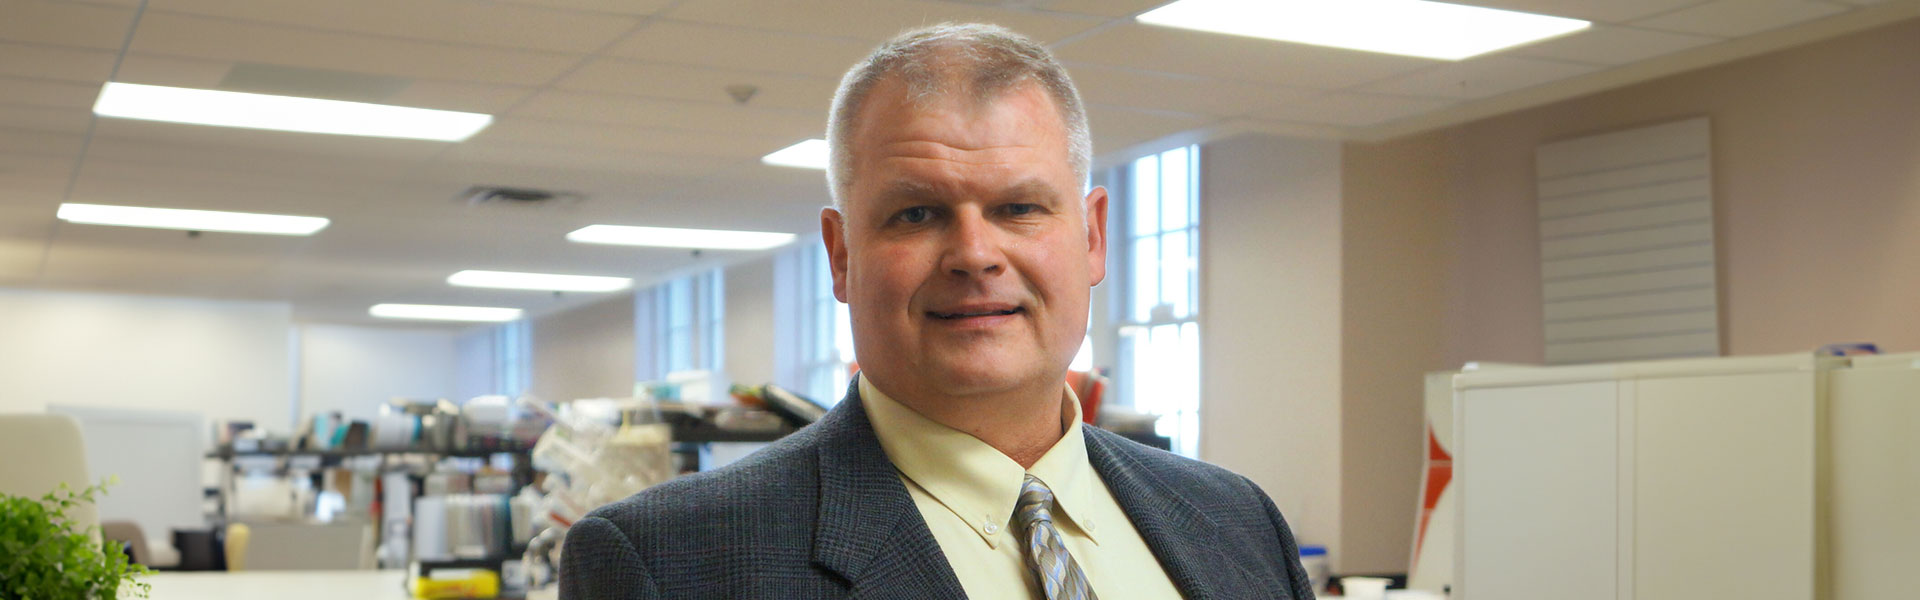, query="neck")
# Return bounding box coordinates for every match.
[881,379,1067,469]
